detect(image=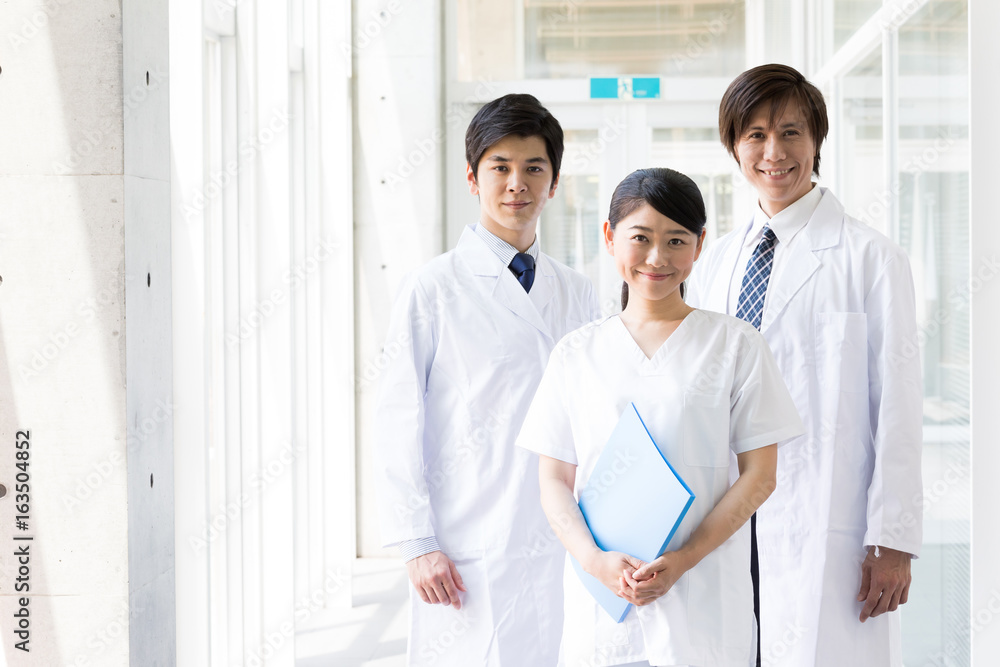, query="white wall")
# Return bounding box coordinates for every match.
[354,0,444,558]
